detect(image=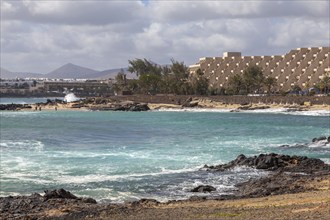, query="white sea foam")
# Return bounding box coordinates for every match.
[308,140,330,149]
[64,93,80,102]
[154,108,233,113]
[0,111,40,118]
[280,109,330,116]
[0,140,44,151]
[321,158,330,164]
[54,166,201,184]
[154,107,330,116]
